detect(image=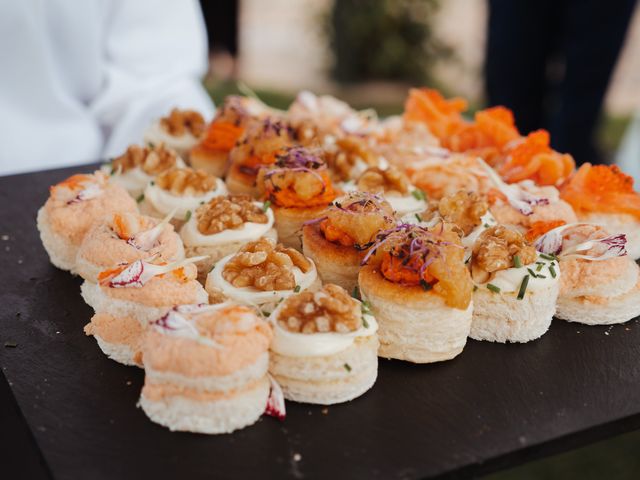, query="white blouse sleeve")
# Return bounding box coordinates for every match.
[90,0,215,159]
